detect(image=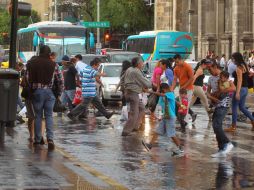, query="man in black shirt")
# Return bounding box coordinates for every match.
[61,56,79,111]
